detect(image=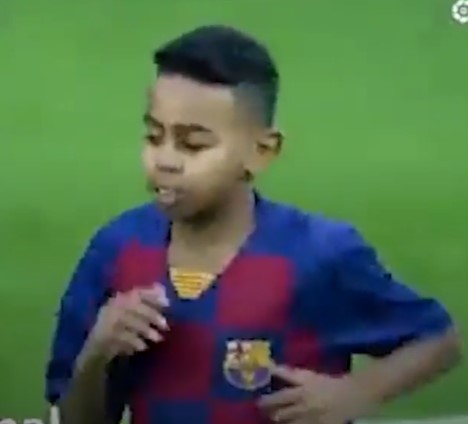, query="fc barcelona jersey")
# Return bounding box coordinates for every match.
[45,193,452,424]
